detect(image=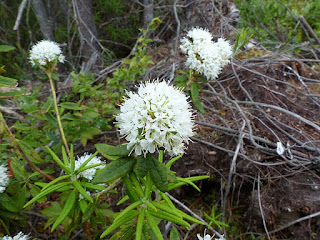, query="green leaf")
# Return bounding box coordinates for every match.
[17,140,43,163]
[170,226,180,240]
[0,90,23,99]
[122,175,140,202]
[79,199,88,214]
[51,190,76,232]
[137,155,148,178]
[149,209,190,228]
[176,177,201,191]
[147,154,168,192]
[59,102,87,110]
[193,99,205,114]
[113,200,142,222]
[136,209,145,240]
[41,174,71,192]
[92,157,136,184]
[173,75,188,83]
[129,171,144,198]
[0,45,16,52]
[145,210,164,240]
[45,146,71,173]
[82,200,98,223]
[61,146,69,166]
[42,97,53,113]
[30,184,46,203]
[12,123,30,131]
[24,182,71,208]
[0,194,20,212]
[95,143,131,160]
[0,76,17,87]
[73,180,93,203]
[168,175,209,191]
[100,210,139,238]
[165,154,183,169]
[75,151,99,173]
[190,82,199,101]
